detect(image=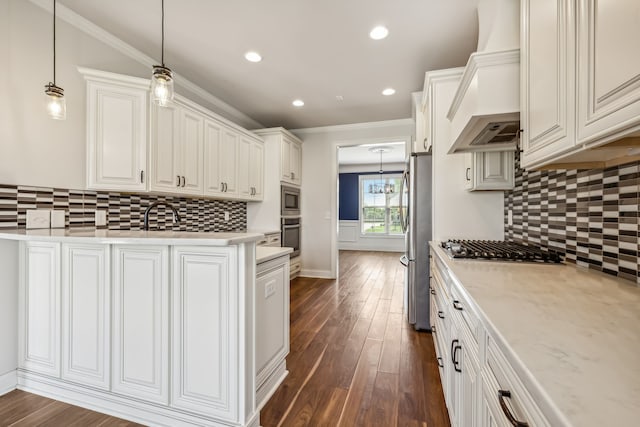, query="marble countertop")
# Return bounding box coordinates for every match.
[0,228,264,246]
[256,246,293,264]
[248,228,281,236]
[430,242,640,427]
